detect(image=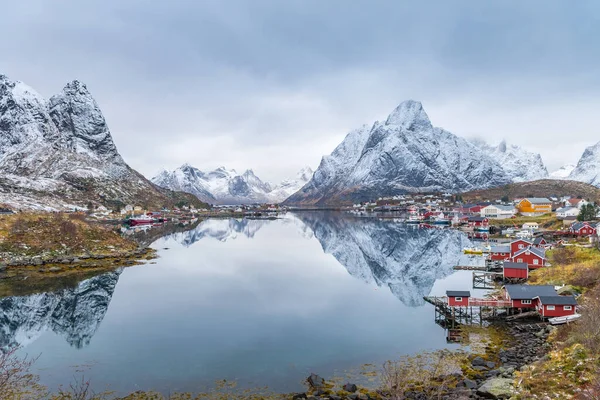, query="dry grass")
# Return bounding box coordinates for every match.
[0,212,137,258]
